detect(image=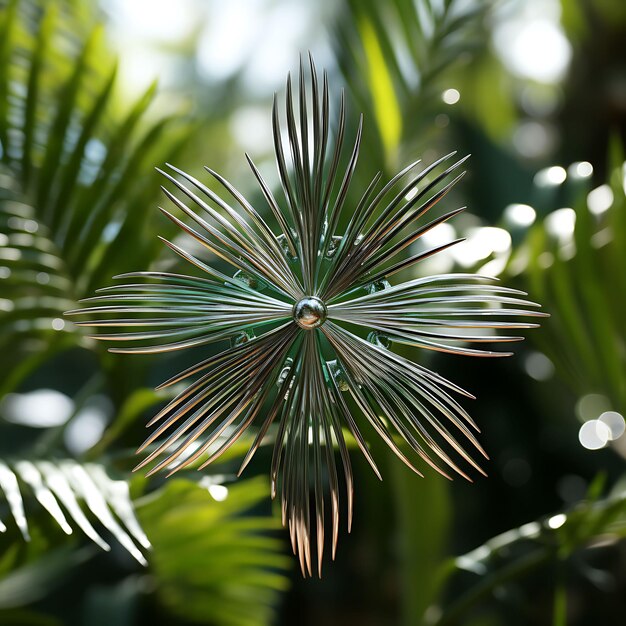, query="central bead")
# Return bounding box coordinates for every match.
[293,296,327,330]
